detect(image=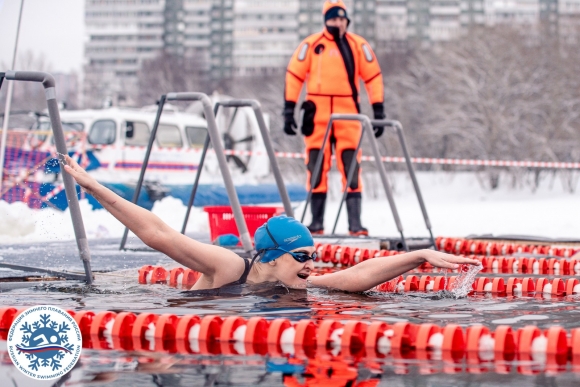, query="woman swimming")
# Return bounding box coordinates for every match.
[63,155,479,291]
